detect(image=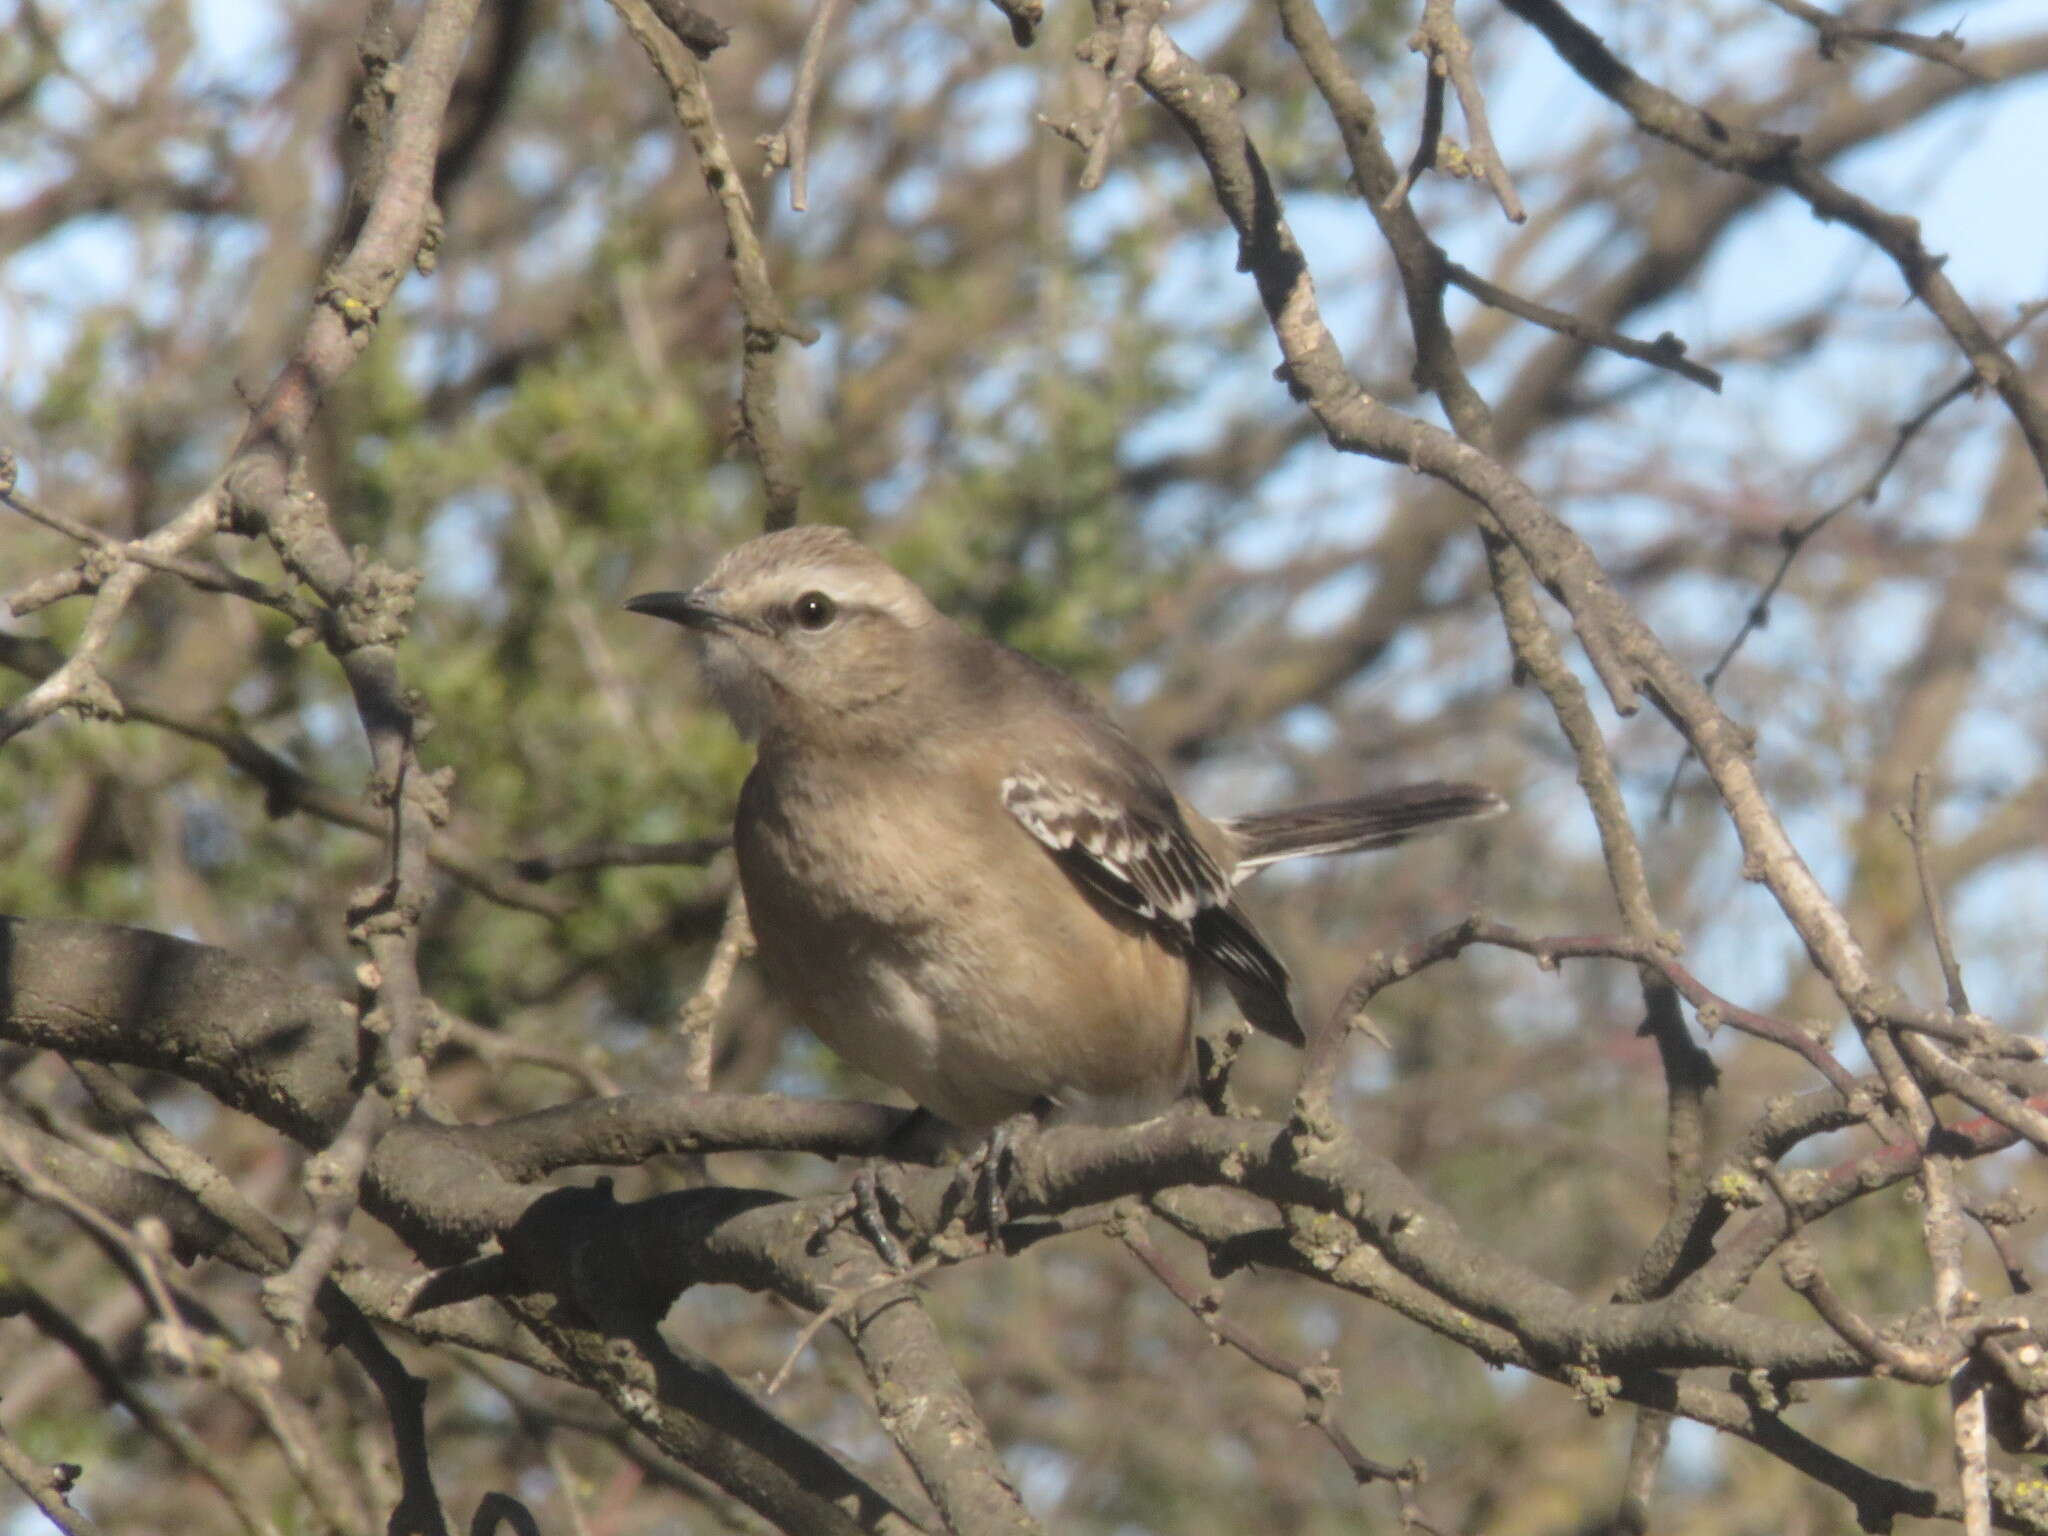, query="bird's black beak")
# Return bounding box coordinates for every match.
[624,588,739,632]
